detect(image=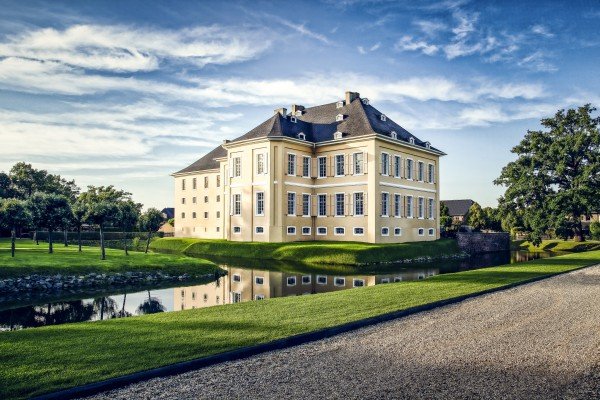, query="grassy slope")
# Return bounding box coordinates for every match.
[2,250,599,399]
[512,239,600,253]
[151,237,461,265]
[0,239,219,278]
